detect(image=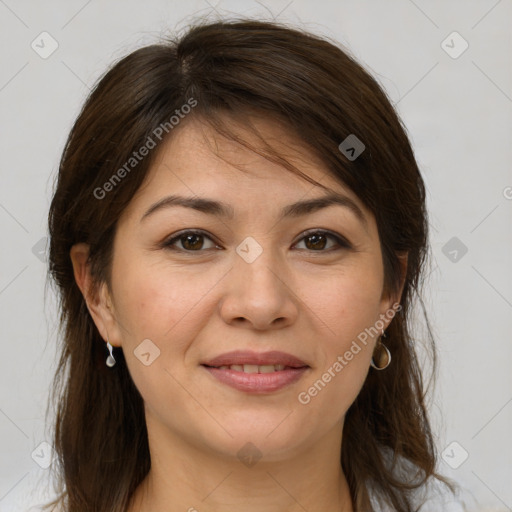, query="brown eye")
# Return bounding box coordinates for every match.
[304,233,328,250]
[180,233,204,250]
[164,230,218,252]
[294,230,350,252]
[163,229,350,254]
